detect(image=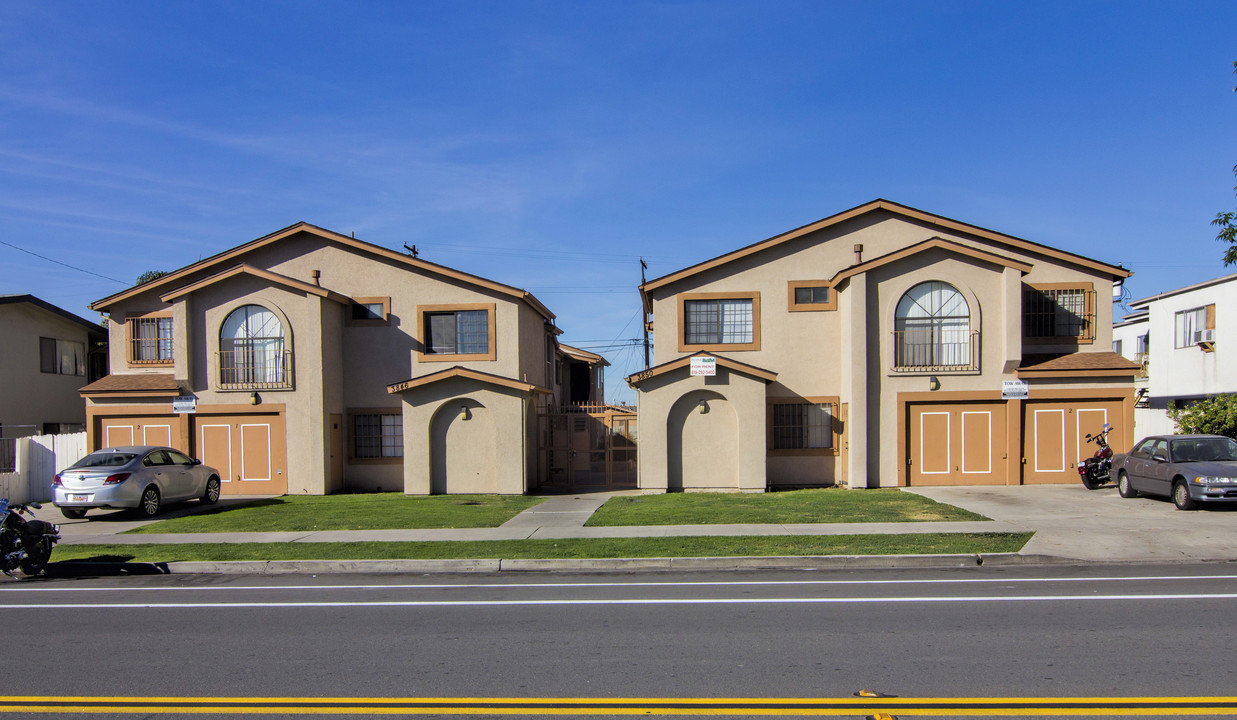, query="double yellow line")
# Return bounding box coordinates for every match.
[1,695,1236,715]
